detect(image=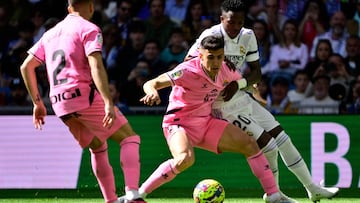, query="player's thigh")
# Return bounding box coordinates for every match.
[250,99,280,131]
[218,123,259,157]
[225,113,274,149]
[167,127,194,159]
[166,126,195,170]
[109,122,137,144]
[61,116,91,148]
[226,113,264,139]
